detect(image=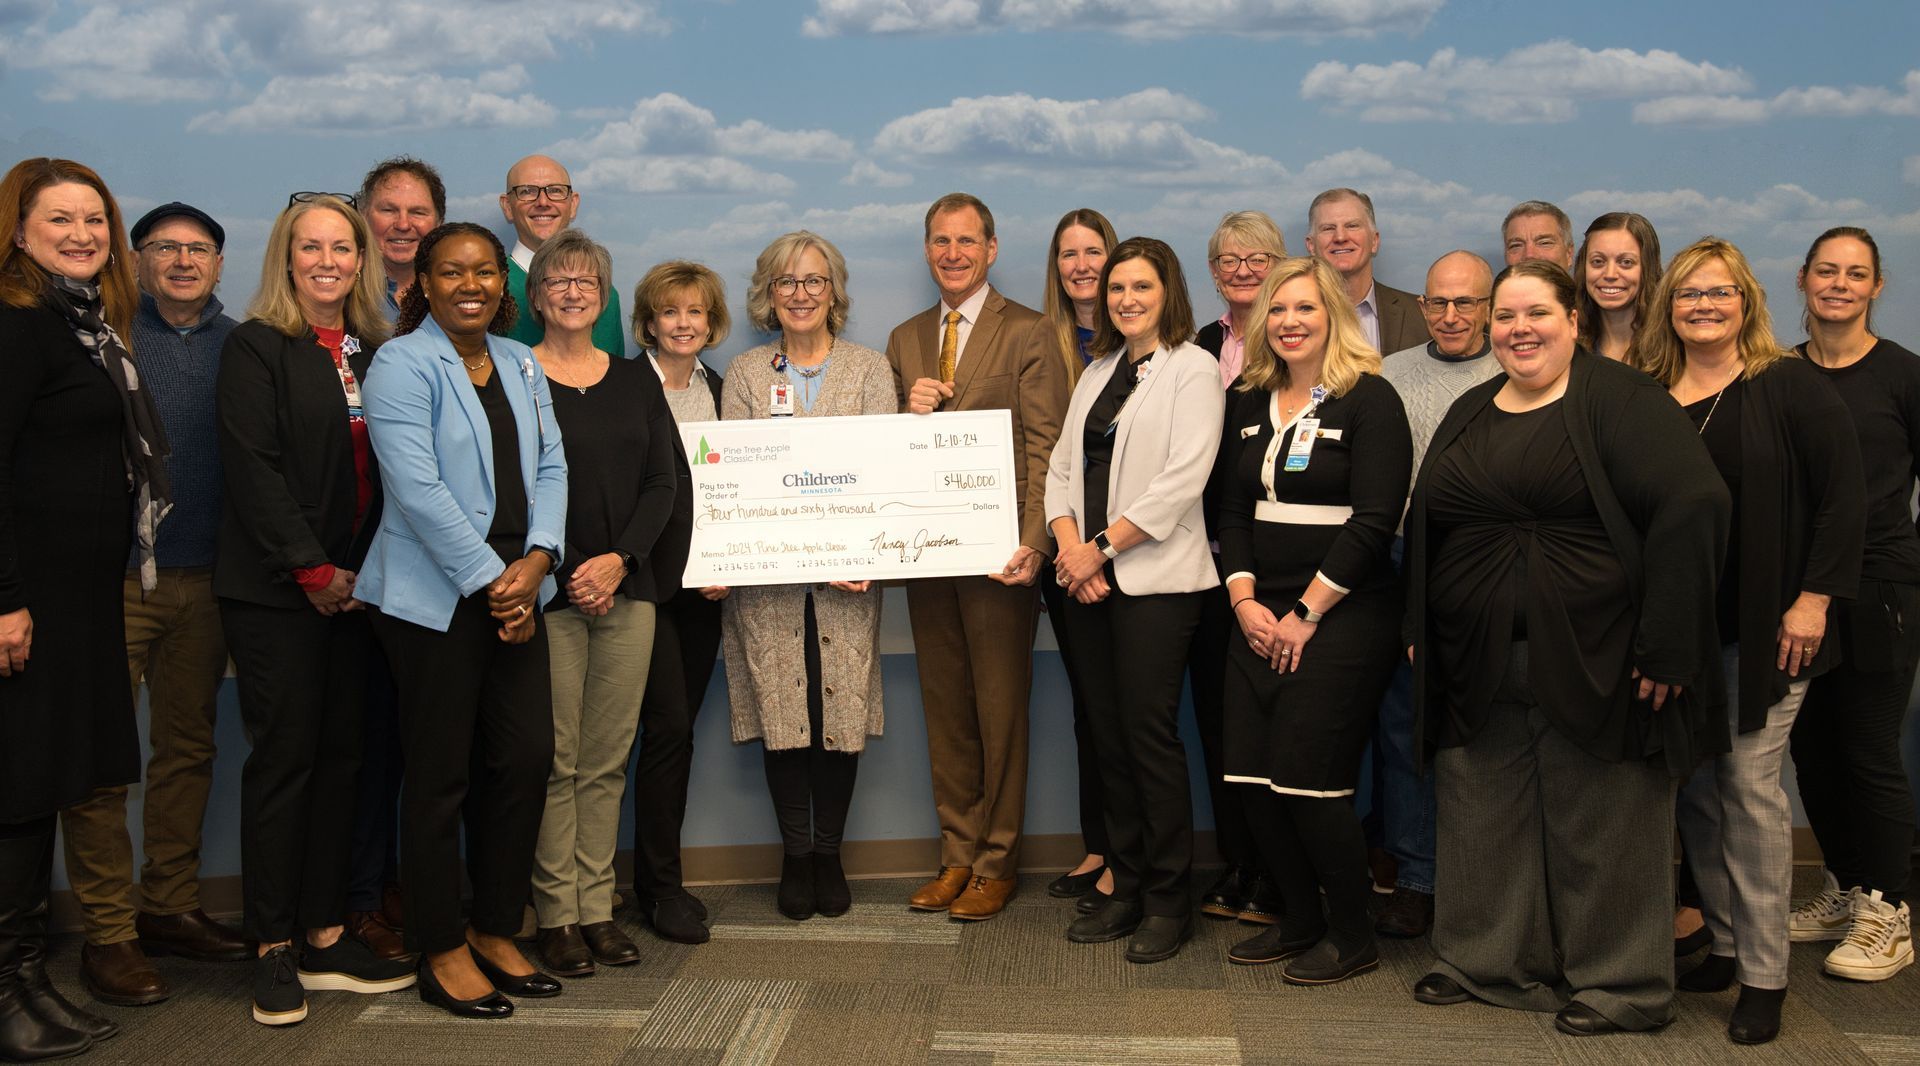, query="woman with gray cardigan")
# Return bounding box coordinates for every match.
[720,231,892,922]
